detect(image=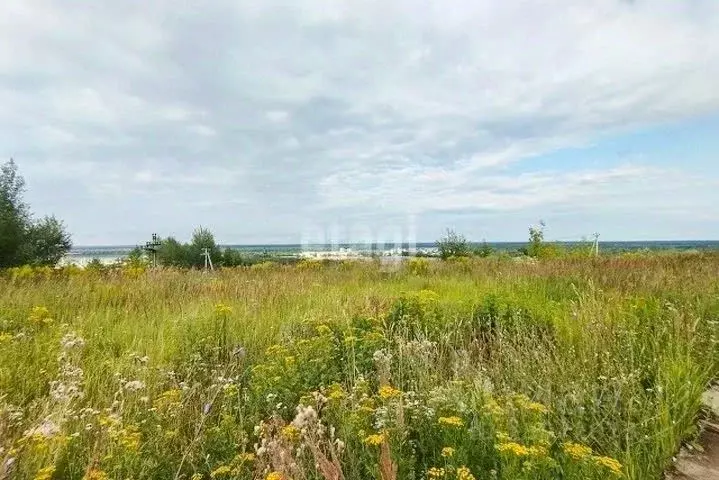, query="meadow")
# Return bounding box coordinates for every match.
[1,254,718,480]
